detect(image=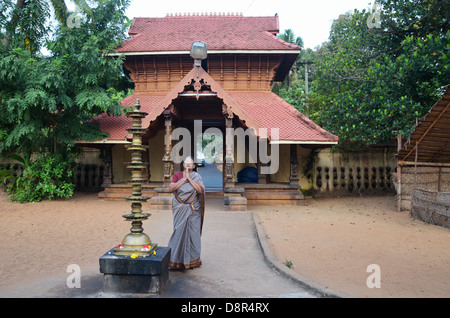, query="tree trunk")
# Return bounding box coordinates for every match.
[2,0,26,48]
